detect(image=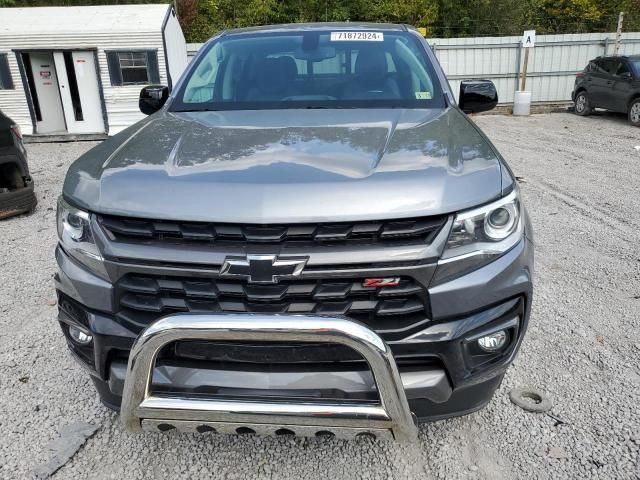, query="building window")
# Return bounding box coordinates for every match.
[118,52,149,84]
[0,54,14,90]
[105,50,160,86]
